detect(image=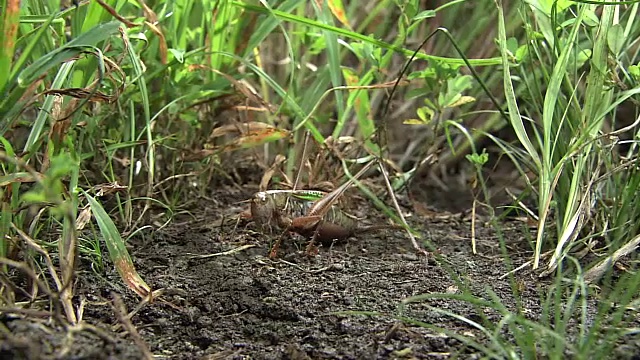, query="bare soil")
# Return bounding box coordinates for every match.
[2,180,639,359]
